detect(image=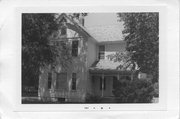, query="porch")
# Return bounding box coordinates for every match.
[89,59,134,99]
[89,71,133,98]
